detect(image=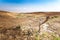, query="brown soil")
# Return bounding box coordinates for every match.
[0,11,60,40]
